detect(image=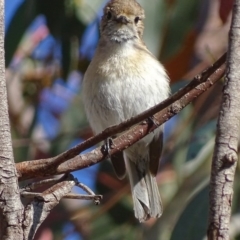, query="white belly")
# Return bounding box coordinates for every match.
[82,42,169,135]
[83,77,165,133]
